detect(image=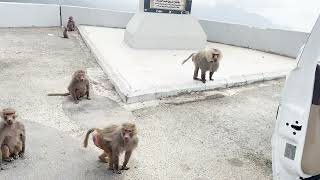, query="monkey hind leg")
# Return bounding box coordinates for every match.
[193,66,201,81]
[13,142,23,159]
[1,145,13,162]
[201,70,206,83]
[86,91,91,100]
[193,66,199,80]
[209,72,214,81]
